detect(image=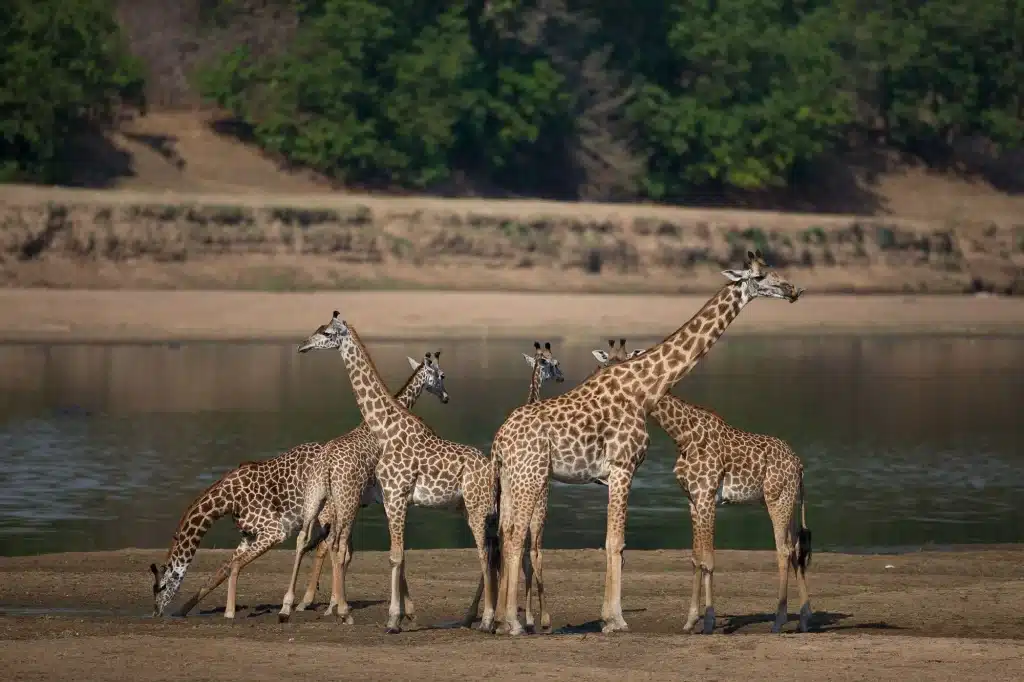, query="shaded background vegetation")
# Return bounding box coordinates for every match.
[3,0,1022,204]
